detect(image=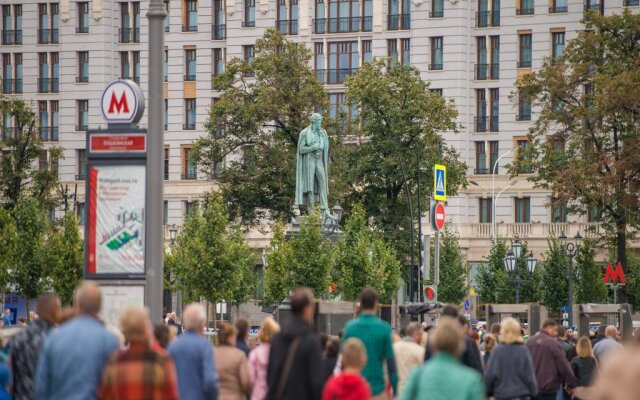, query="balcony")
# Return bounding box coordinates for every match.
[475,11,500,27]
[37,29,59,44]
[75,173,87,181]
[2,30,22,45]
[429,63,443,70]
[182,171,197,180]
[474,64,499,80]
[516,113,531,121]
[182,24,198,32]
[76,76,89,83]
[276,19,299,35]
[584,3,601,12]
[549,5,568,12]
[183,123,196,130]
[517,60,532,68]
[474,116,499,132]
[119,27,140,43]
[313,17,372,34]
[212,24,226,40]
[430,10,444,17]
[76,26,90,33]
[39,127,59,142]
[473,167,491,175]
[241,21,256,28]
[624,0,639,5]
[516,7,534,15]
[2,79,22,94]
[387,14,411,30]
[315,68,359,85]
[443,222,603,241]
[38,78,59,93]
[184,74,196,81]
